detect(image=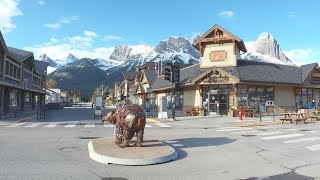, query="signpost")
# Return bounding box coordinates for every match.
[94,96,103,119]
